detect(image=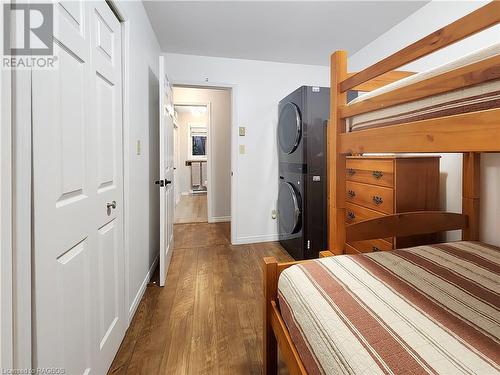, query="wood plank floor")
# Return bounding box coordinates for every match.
[108,222,293,374]
[174,194,208,224]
